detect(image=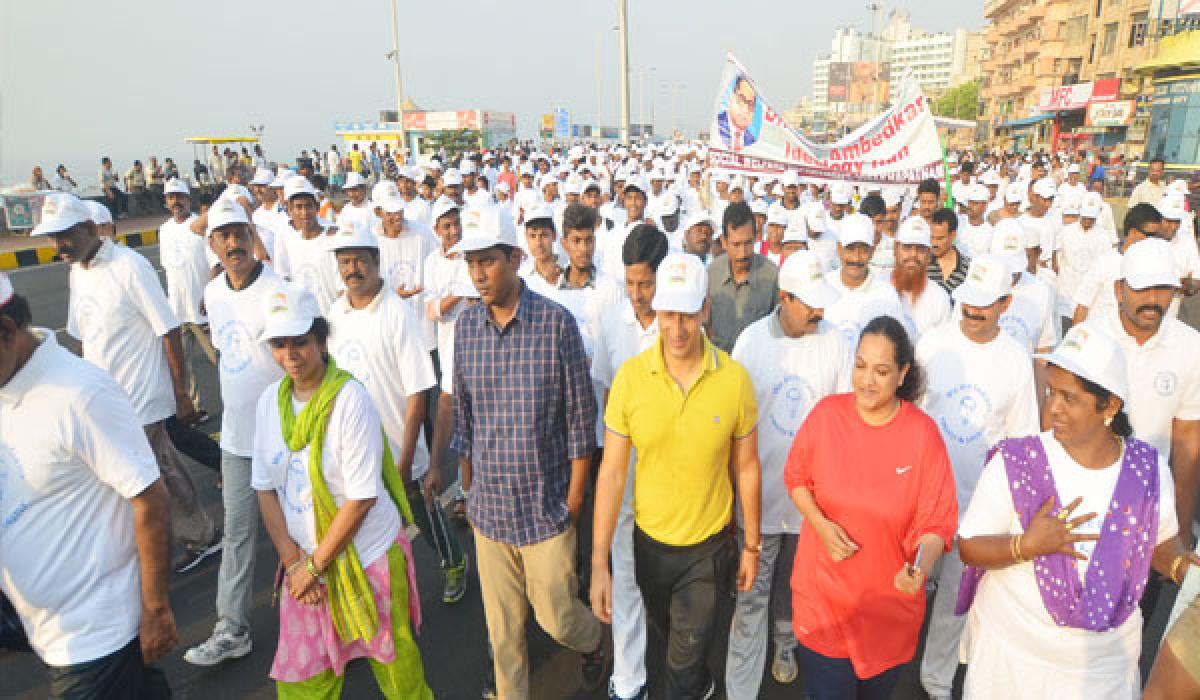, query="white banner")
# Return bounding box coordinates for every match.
[706,53,944,185]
